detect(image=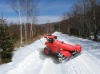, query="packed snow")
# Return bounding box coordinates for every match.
[0,32,100,74]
